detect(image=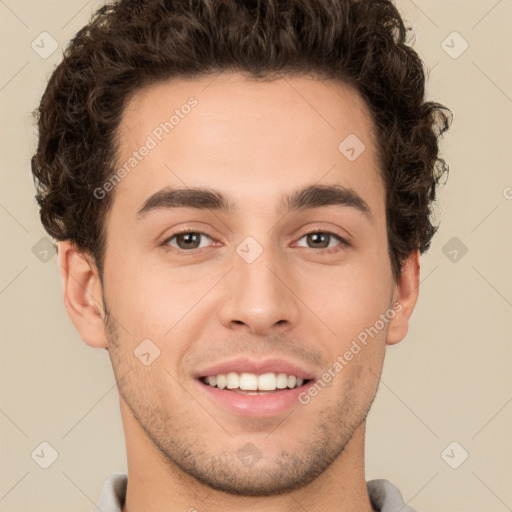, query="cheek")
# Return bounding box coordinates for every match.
[104,258,184,336]
[311,260,393,340]
[104,265,212,379]
[303,266,392,394]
